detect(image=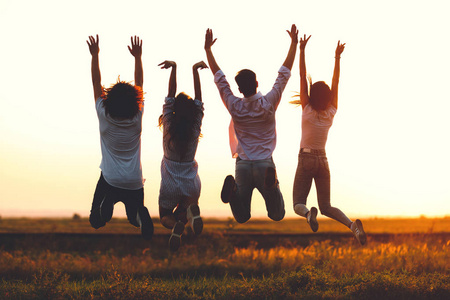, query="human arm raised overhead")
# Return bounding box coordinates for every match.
[282,24,299,70]
[299,34,311,109]
[331,40,345,109]
[87,35,102,102]
[128,35,143,89]
[204,29,220,75]
[193,61,208,101]
[158,60,177,98]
